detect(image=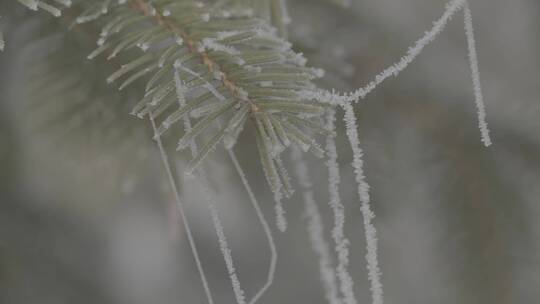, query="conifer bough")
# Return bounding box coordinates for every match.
[8,1,495,304]
[60,0,330,201]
